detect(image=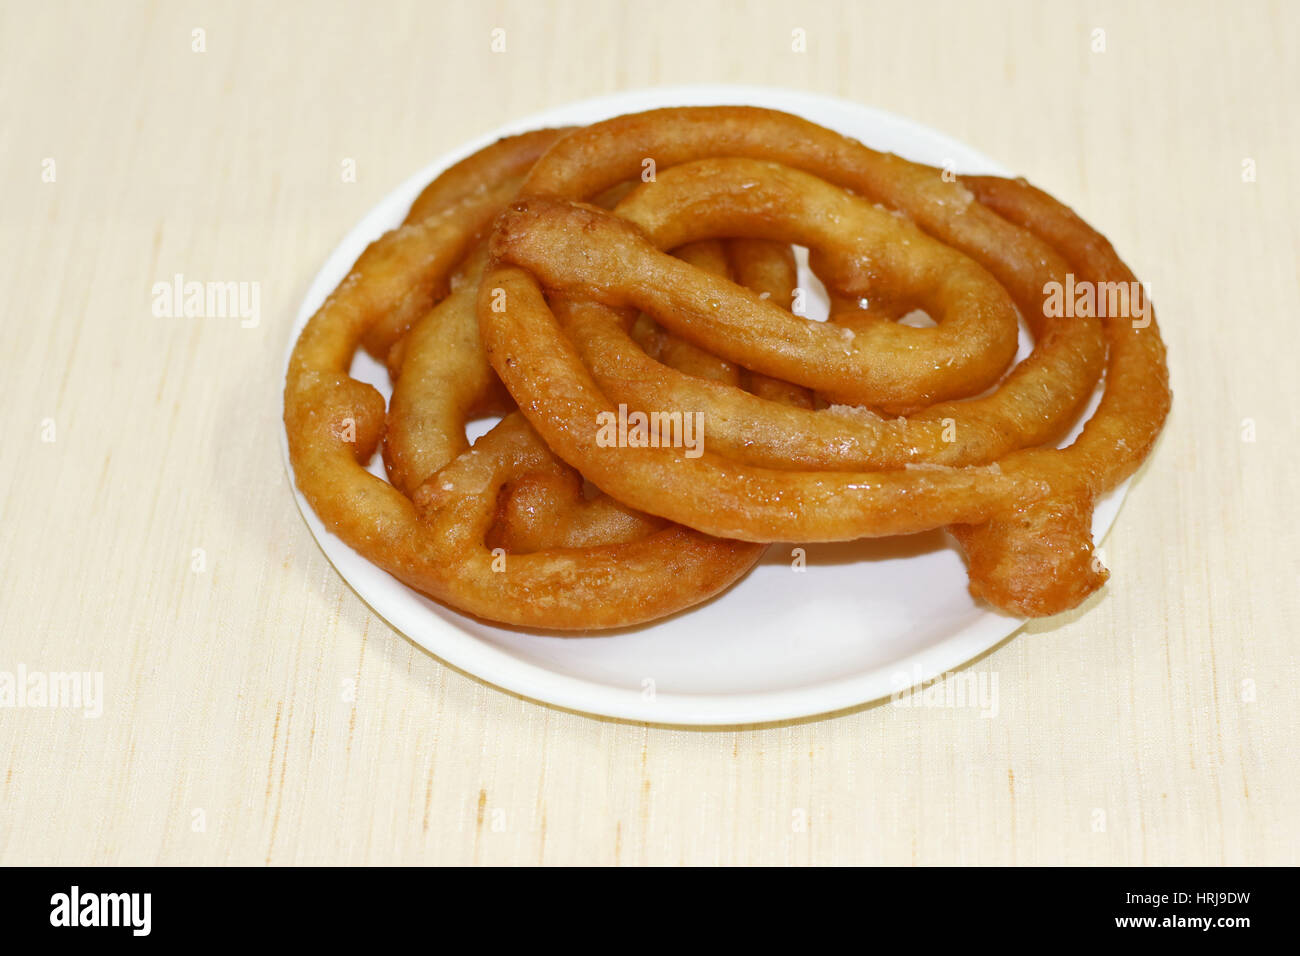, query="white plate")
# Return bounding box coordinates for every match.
[281,85,1129,726]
